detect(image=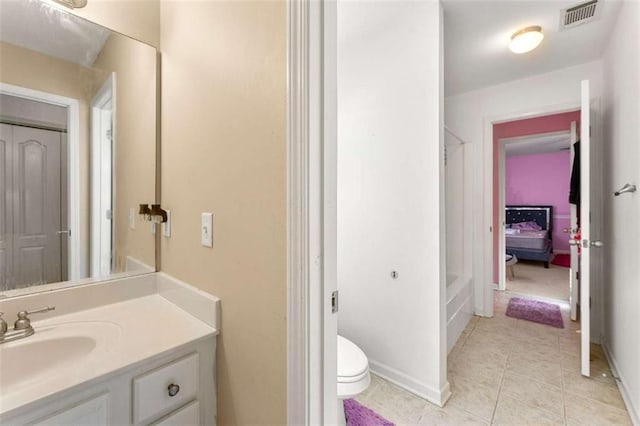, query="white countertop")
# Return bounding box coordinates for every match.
[0,293,218,416]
